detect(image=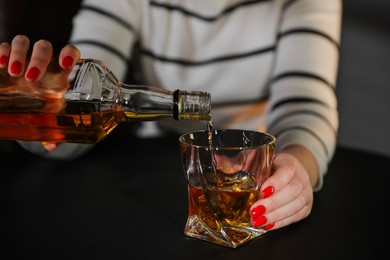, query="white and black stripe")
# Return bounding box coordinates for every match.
[66,0,342,190]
